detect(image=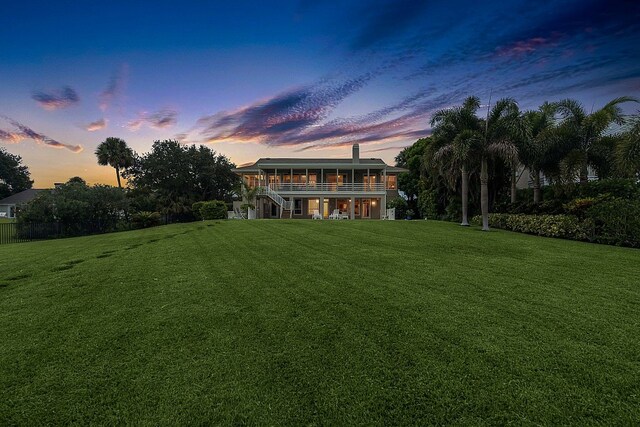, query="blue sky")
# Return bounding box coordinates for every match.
[1,0,639,186]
